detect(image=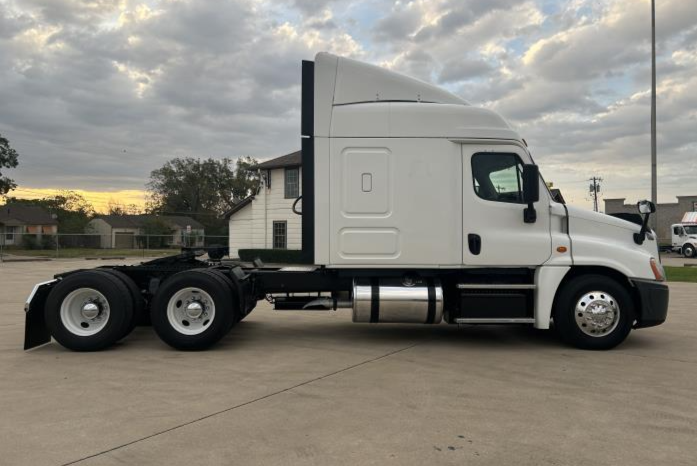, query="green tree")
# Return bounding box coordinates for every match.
[0,133,19,196]
[147,156,259,234]
[107,199,142,215]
